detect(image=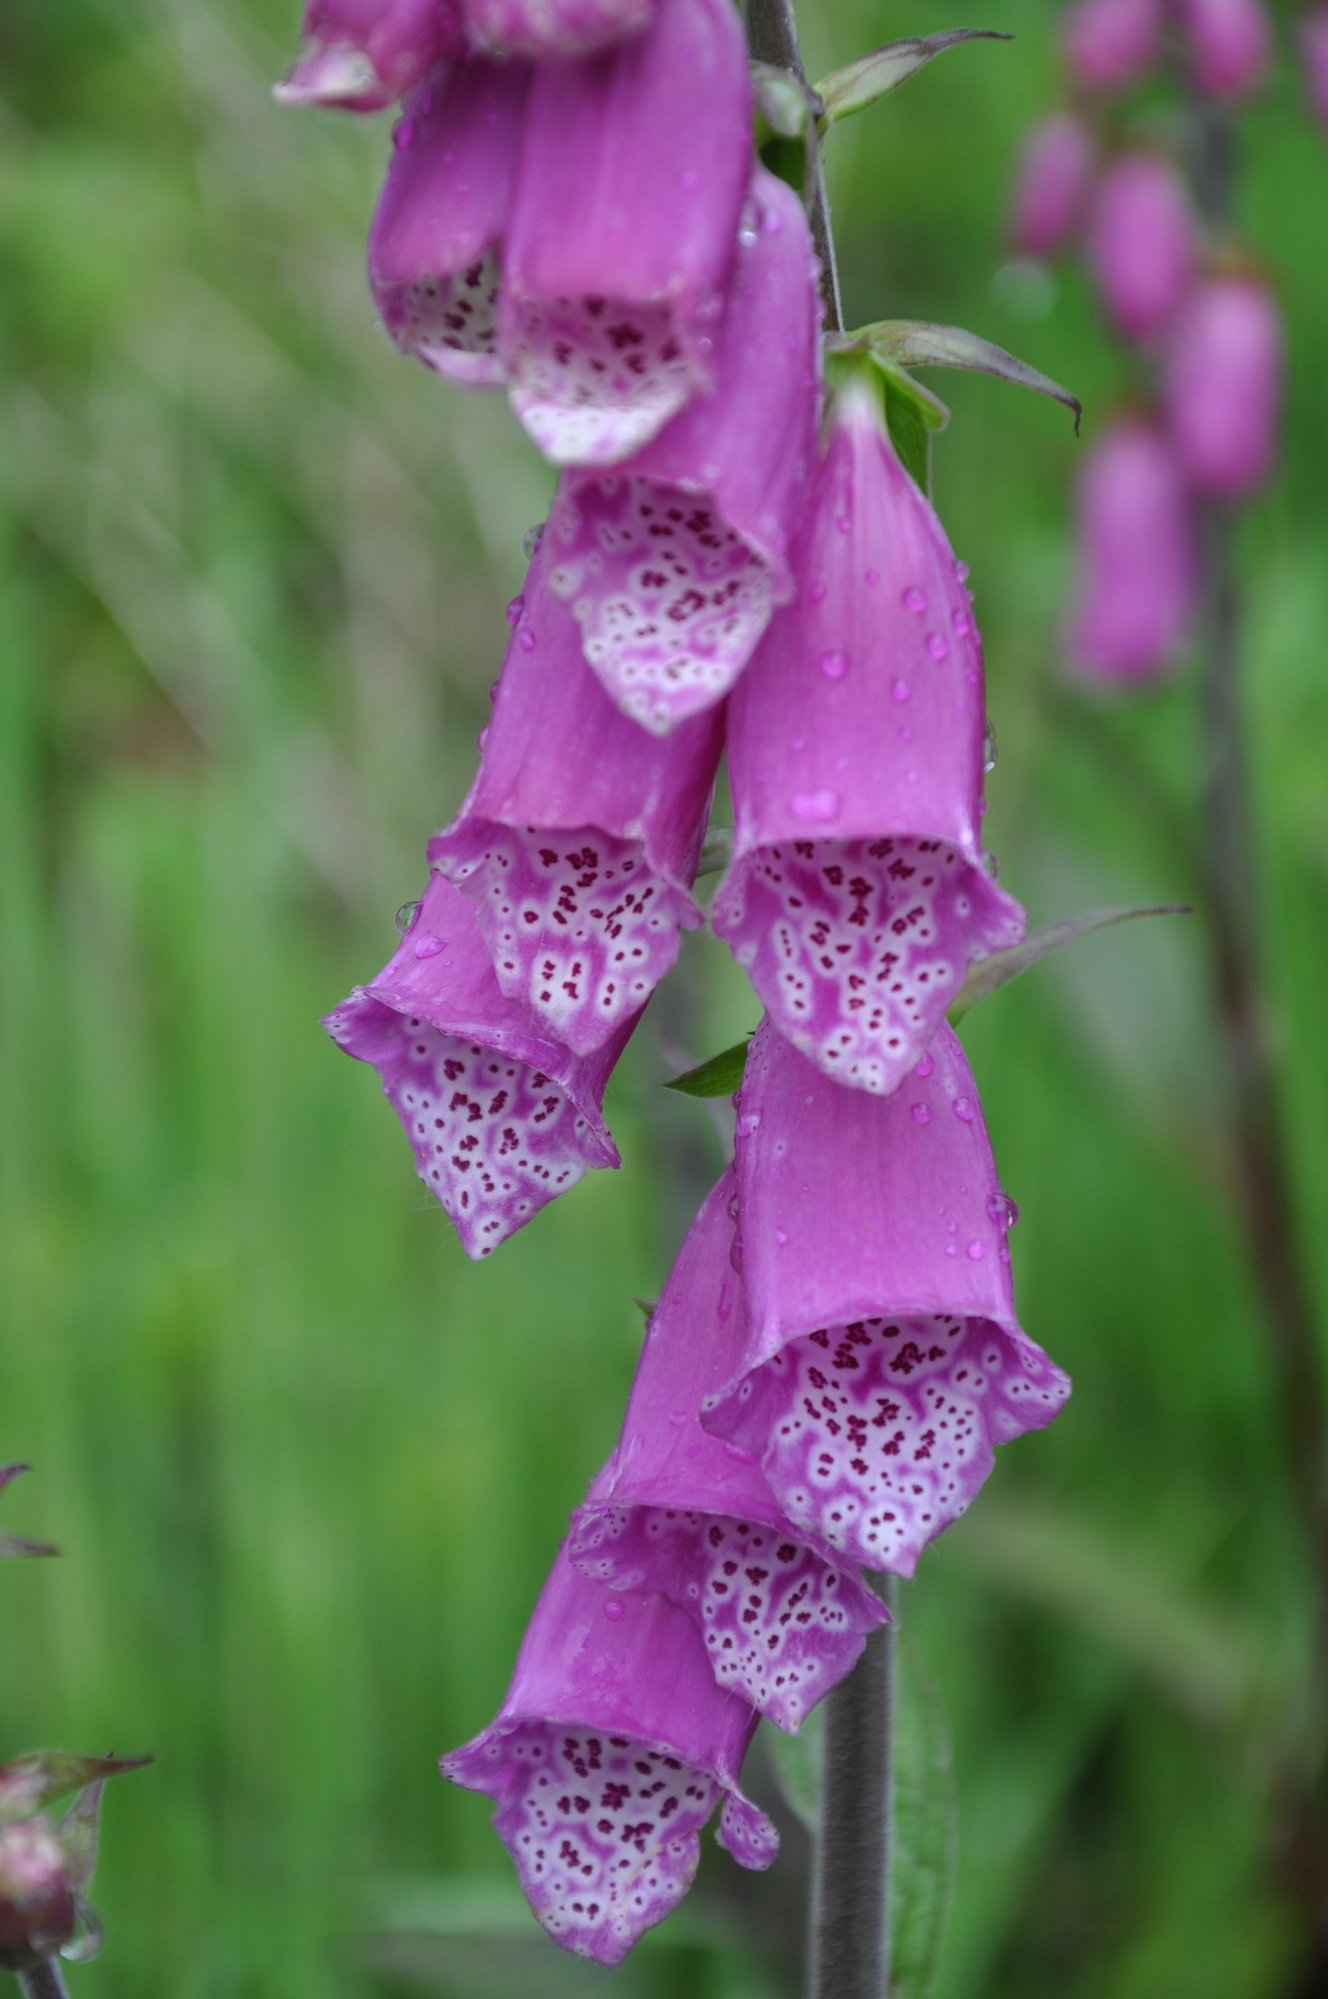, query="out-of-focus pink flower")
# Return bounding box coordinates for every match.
[569,1171,886,1732]
[1178,0,1270,97]
[429,538,723,1056]
[498,0,751,466]
[1062,0,1162,89]
[547,167,822,735]
[466,0,652,56]
[1007,111,1097,260]
[0,1823,75,1971]
[1088,153,1196,342]
[711,369,1025,1098]
[322,875,628,1257]
[368,59,531,386]
[1299,6,1328,129]
[698,1020,1069,1576]
[274,0,461,110]
[1067,419,1199,682]
[1164,276,1283,499]
[442,1543,778,1963]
